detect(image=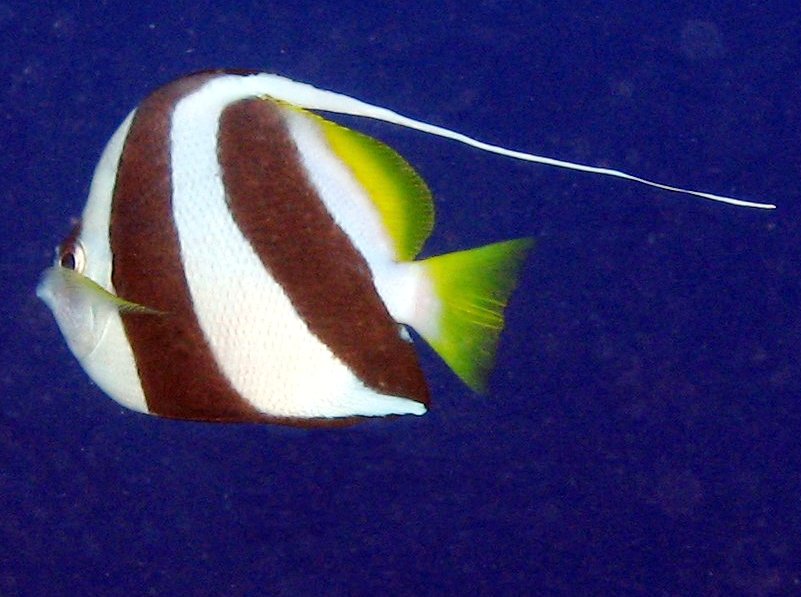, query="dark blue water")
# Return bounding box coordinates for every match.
[2,3,799,595]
